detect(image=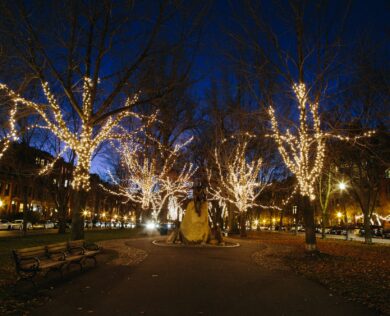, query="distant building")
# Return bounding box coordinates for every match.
[0,142,131,221]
